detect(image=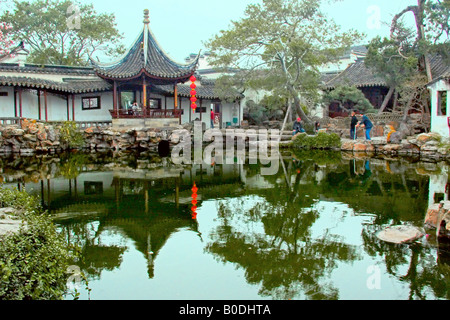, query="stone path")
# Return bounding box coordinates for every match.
[0,208,26,237]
